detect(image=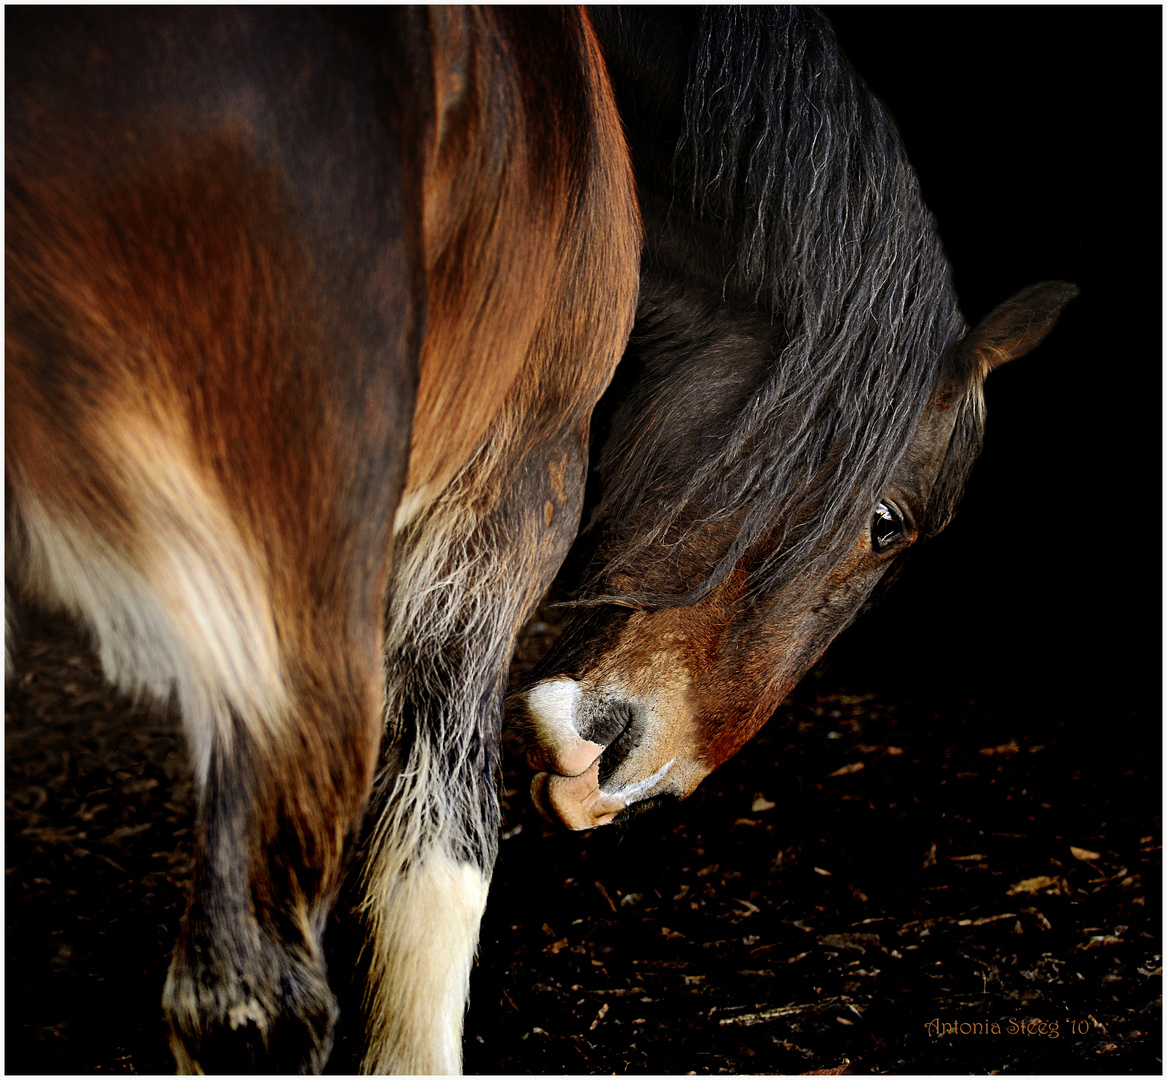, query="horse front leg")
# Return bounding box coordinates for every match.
[351,431,593,1073]
[355,716,498,1076]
